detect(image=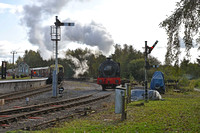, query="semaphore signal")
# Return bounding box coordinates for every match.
[144,40,158,102]
[50,16,75,97]
[147,40,158,54]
